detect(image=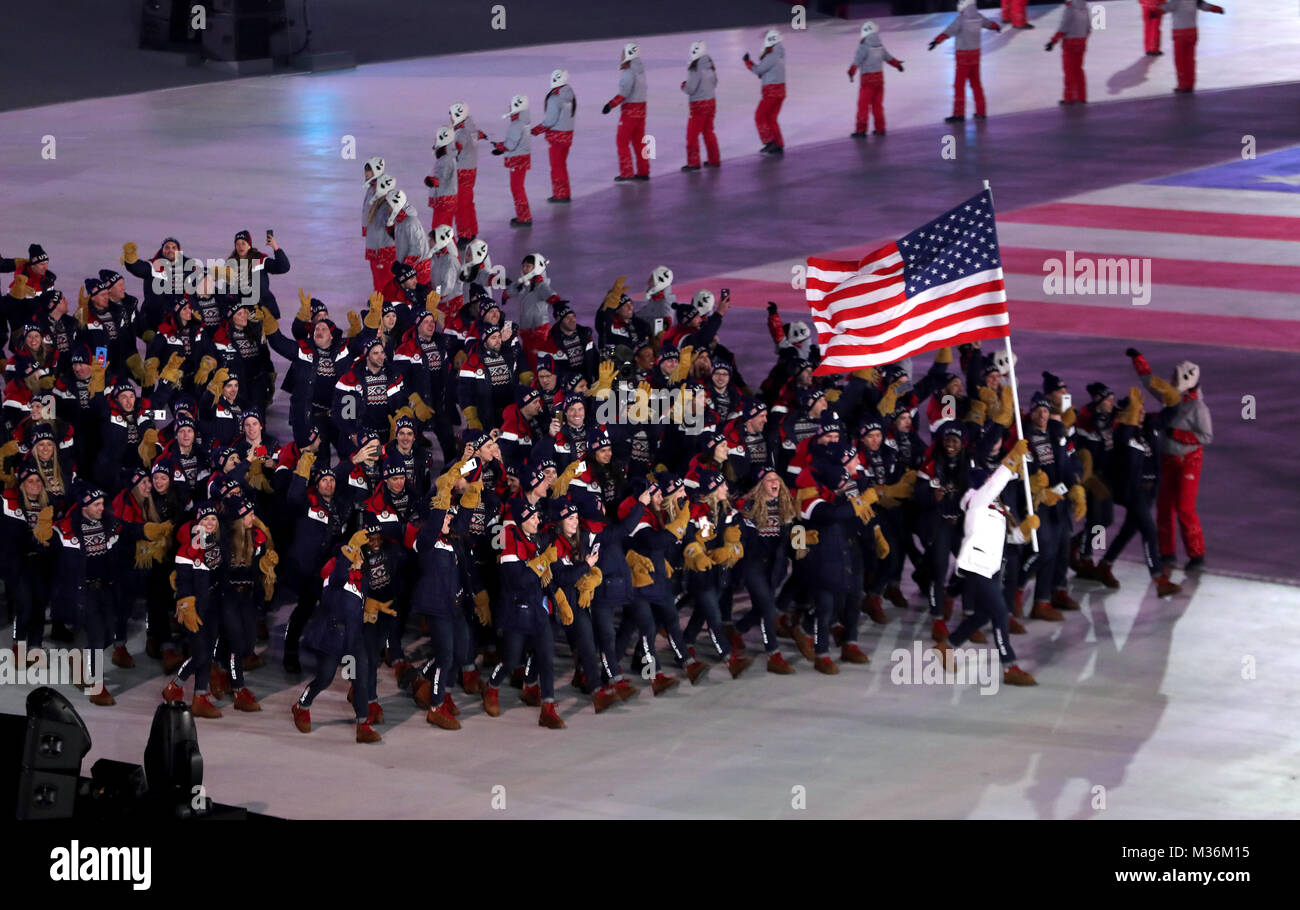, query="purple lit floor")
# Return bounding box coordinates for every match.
[2,3,1299,819]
